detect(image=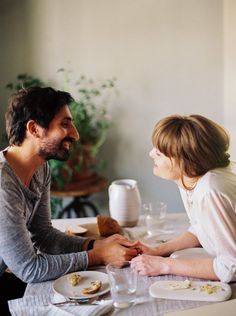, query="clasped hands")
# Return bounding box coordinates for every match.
[92,234,168,276]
